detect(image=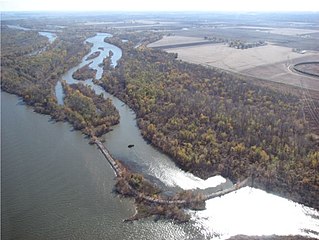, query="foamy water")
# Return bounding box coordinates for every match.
[190,186,319,239]
[151,166,227,190]
[54,33,319,240]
